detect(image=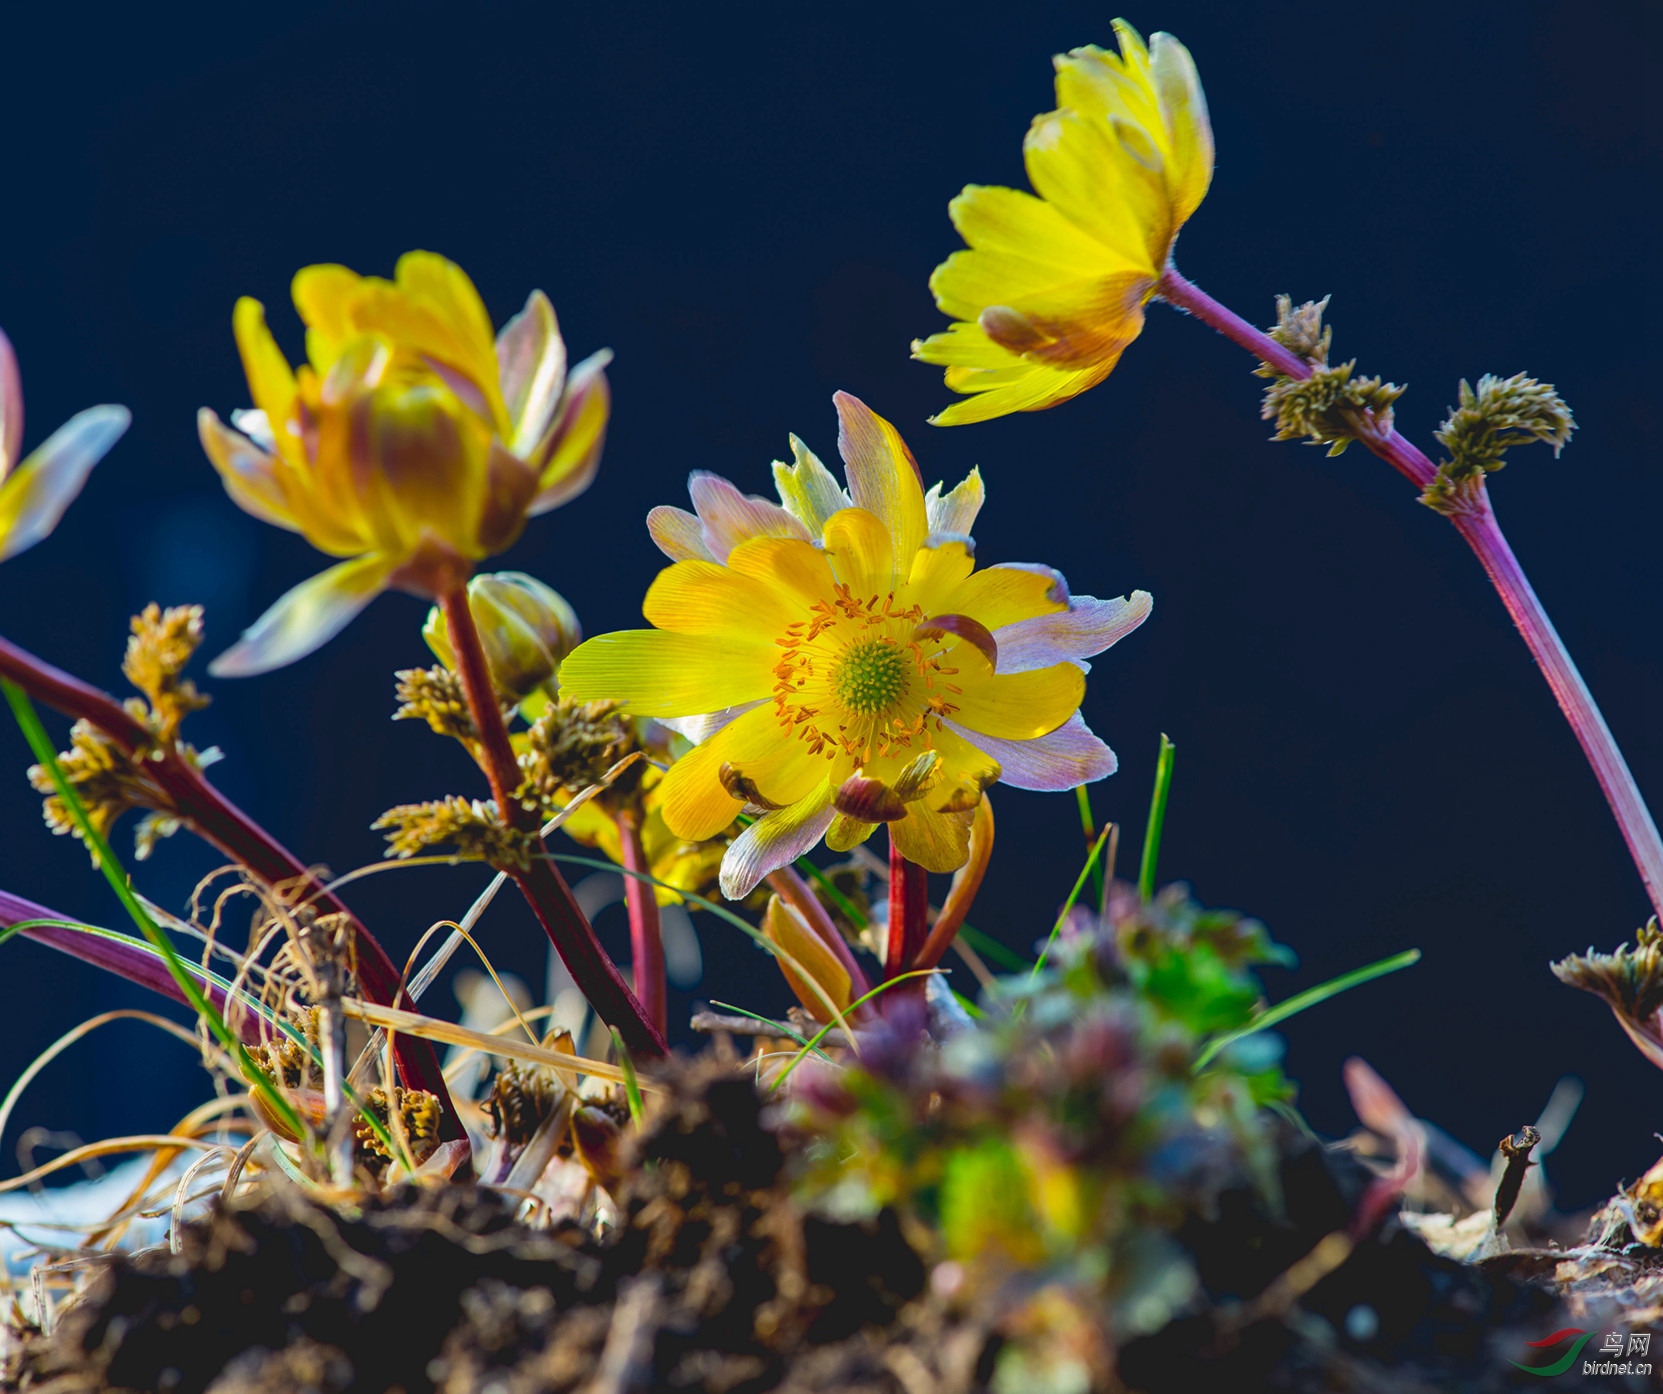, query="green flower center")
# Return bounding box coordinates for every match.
[832,637,910,716]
